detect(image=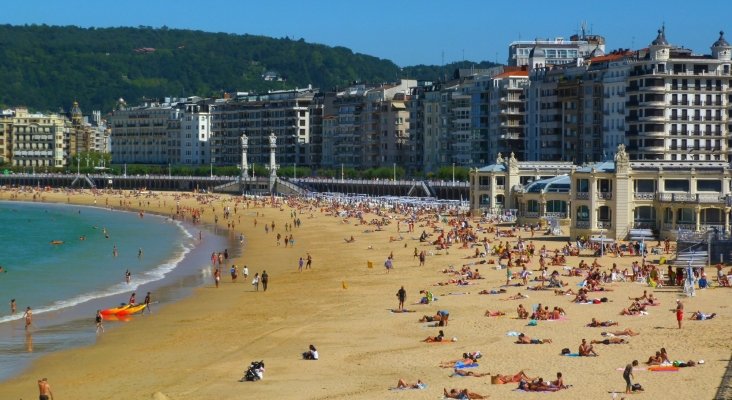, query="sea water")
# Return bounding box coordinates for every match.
[0,201,233,380]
